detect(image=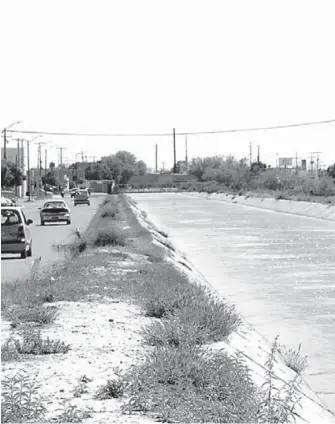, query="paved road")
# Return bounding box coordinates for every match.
[132,193,335,412]
[1,194,104,282]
